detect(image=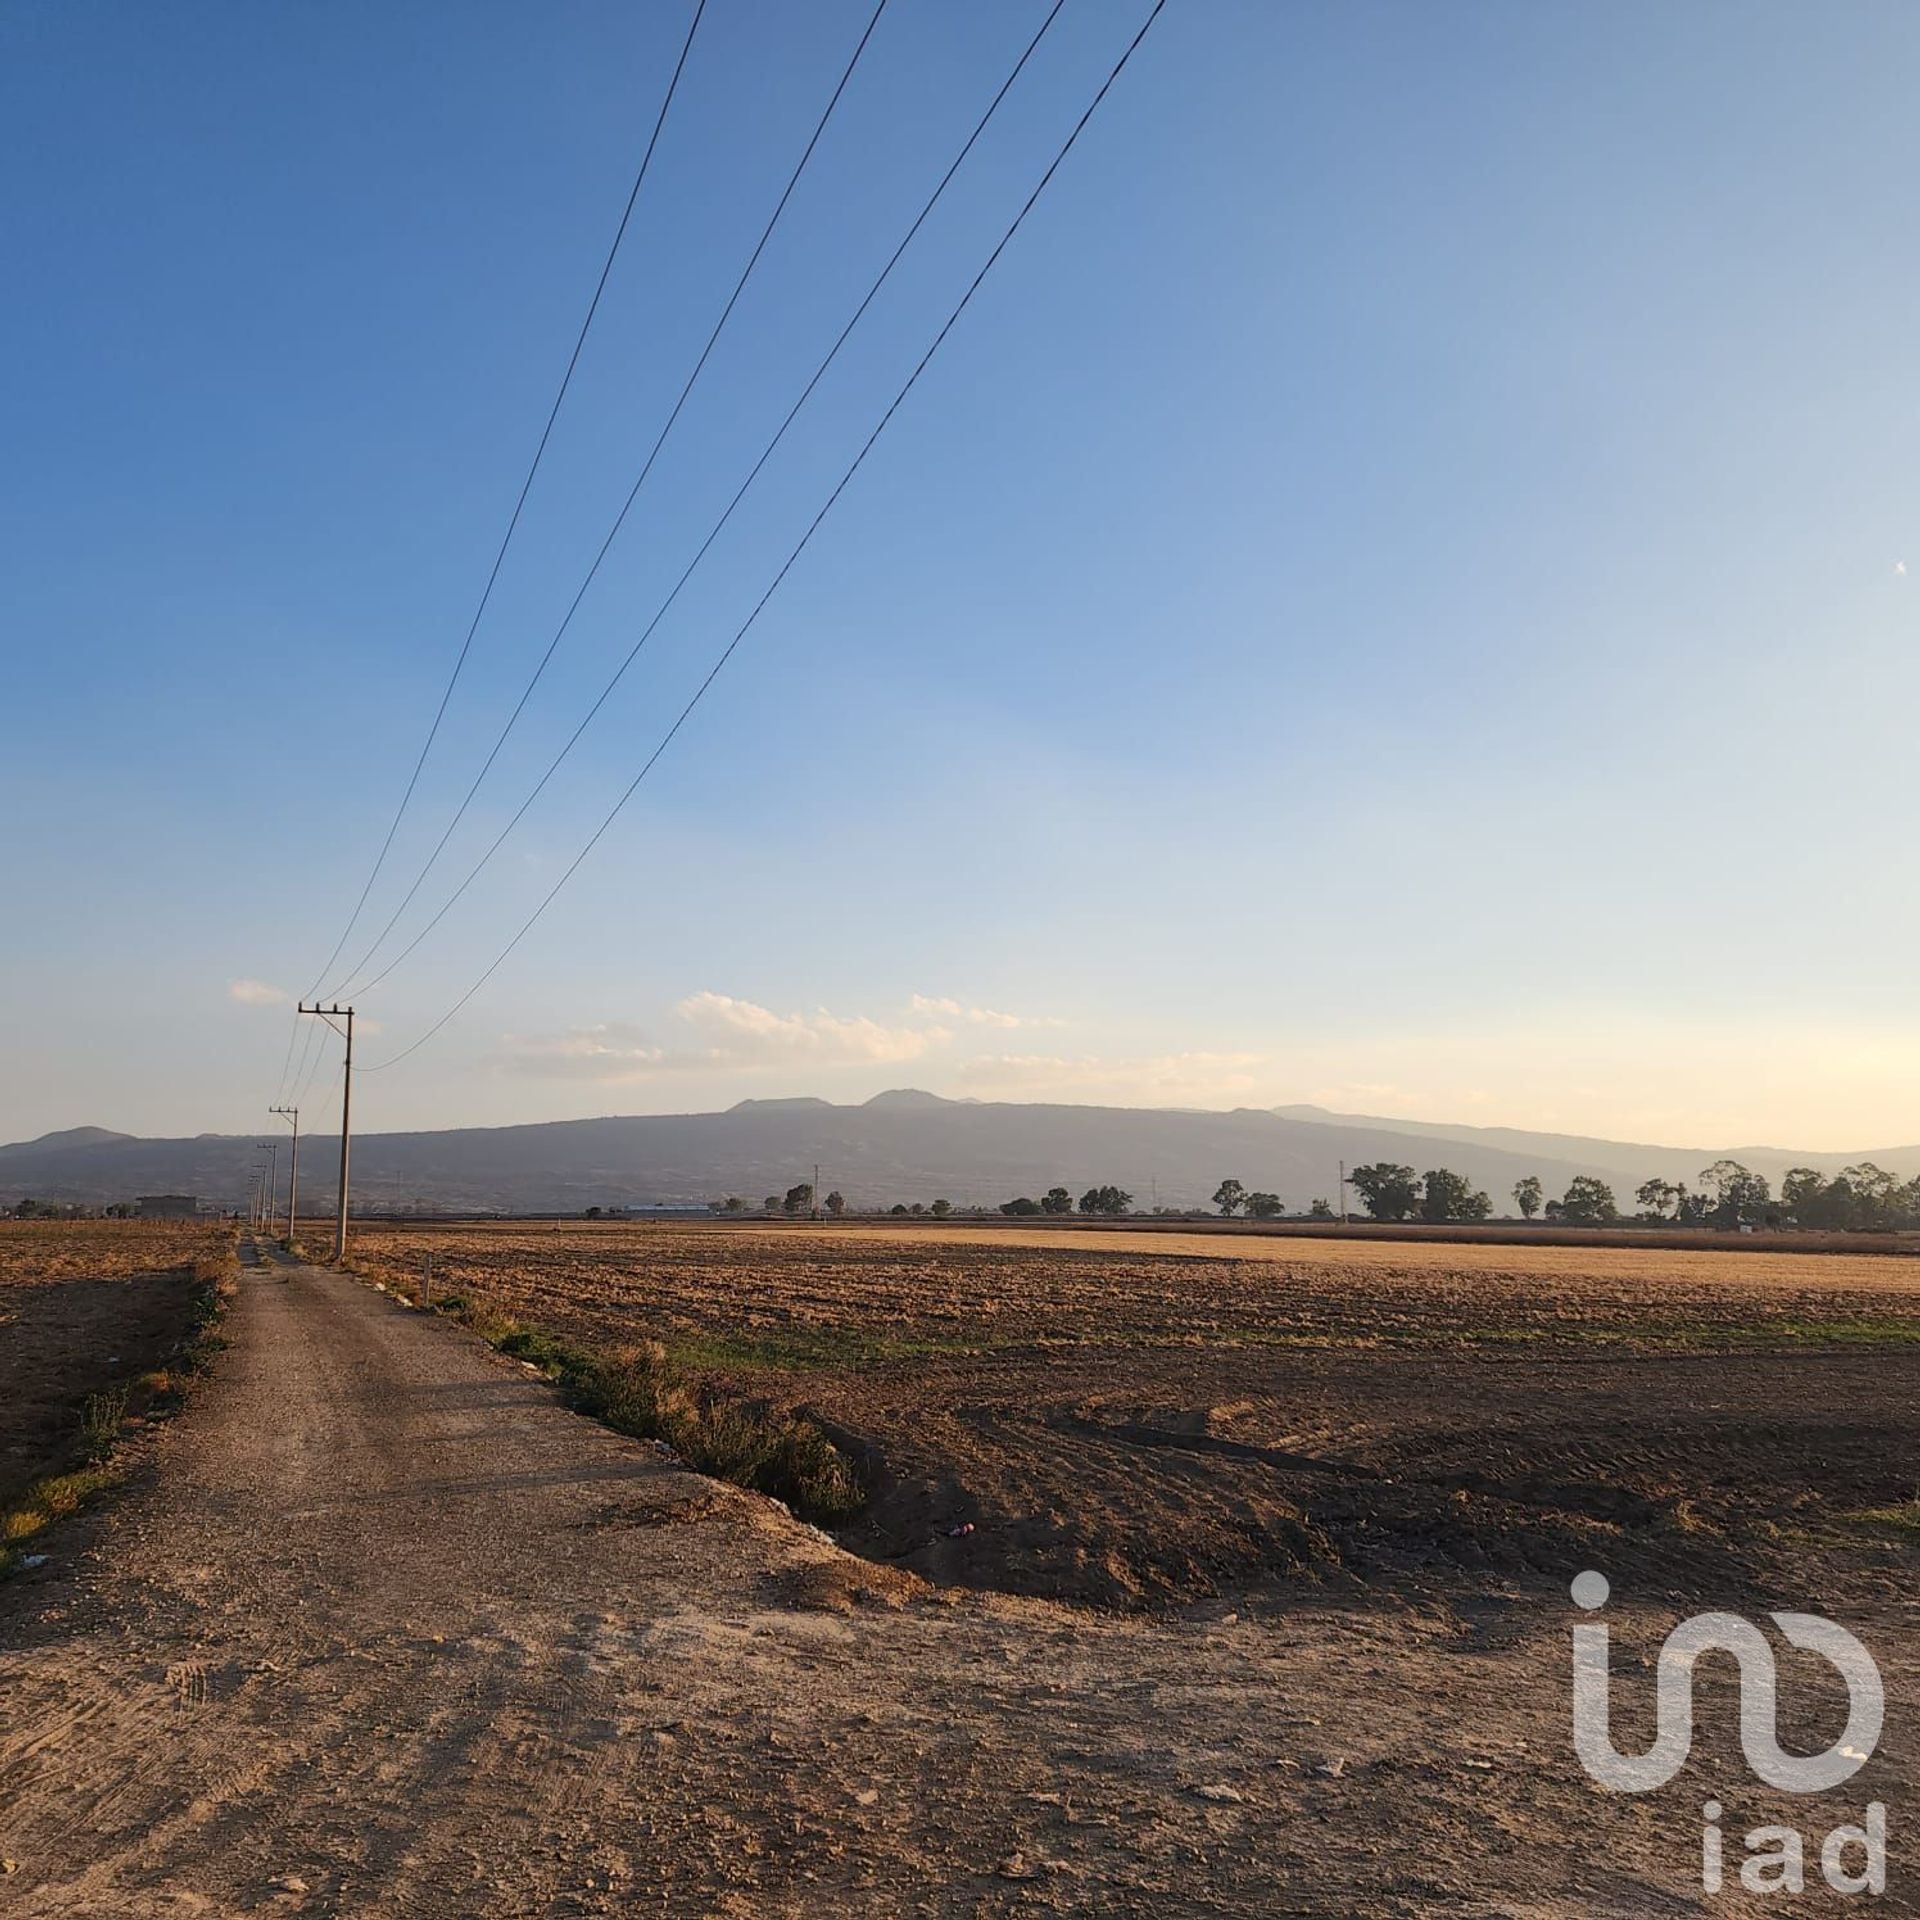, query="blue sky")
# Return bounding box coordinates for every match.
[5,0,1919,1150]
